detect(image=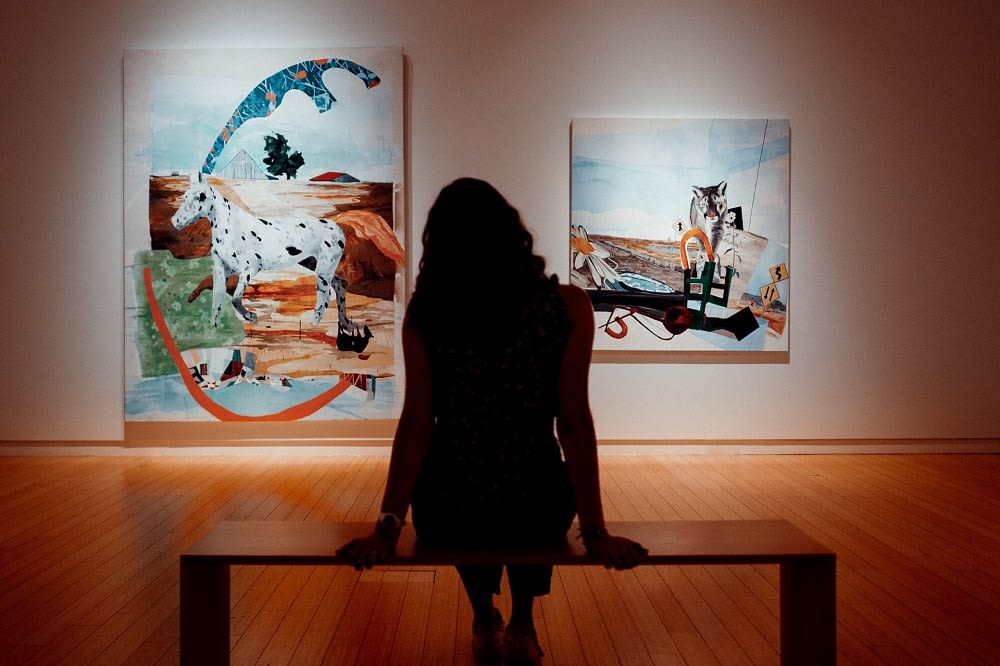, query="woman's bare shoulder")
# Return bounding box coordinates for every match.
[558,283,593,316]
